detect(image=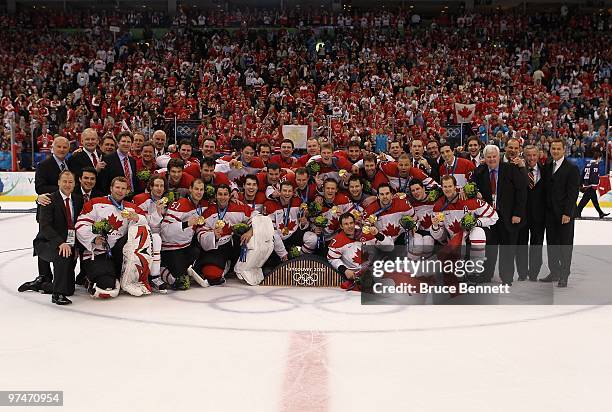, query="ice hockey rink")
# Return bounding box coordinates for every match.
[1,203,611,412]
